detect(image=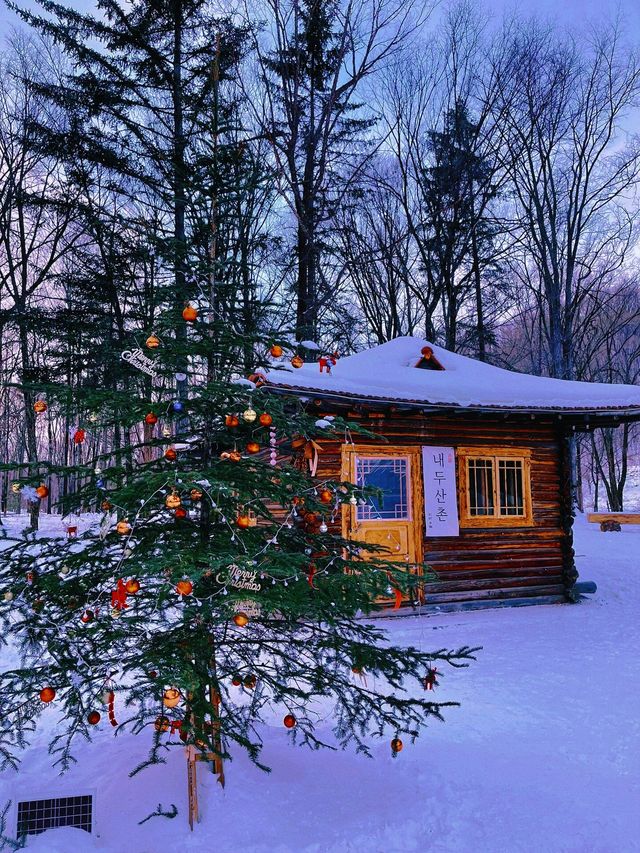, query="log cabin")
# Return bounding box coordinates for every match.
[264,337,640,613]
